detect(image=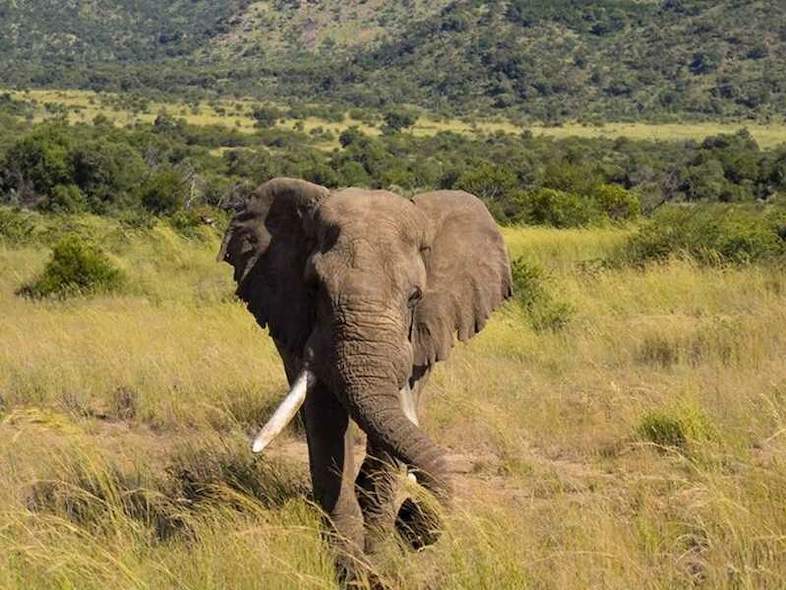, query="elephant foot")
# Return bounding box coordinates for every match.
[395,497,442,551]
[334,551,389,590]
